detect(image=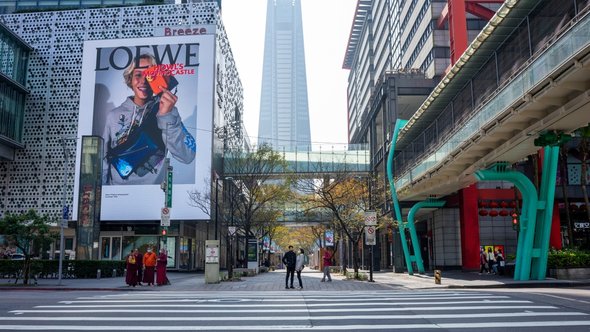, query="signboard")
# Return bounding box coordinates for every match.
[364,211,377,226]
[228,226,236,236]
[161,207,171,226]
[73,35,215,221]
[205,246,219,264]
[365,225,376,245]
[166,167,173,208]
